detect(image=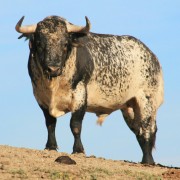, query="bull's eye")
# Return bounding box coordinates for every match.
[63,47,67,52]
[63,42,68,52]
